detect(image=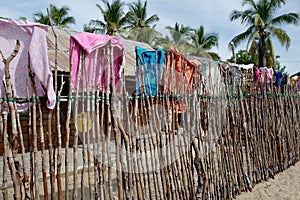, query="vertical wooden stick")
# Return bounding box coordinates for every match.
[1,40,22,200]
